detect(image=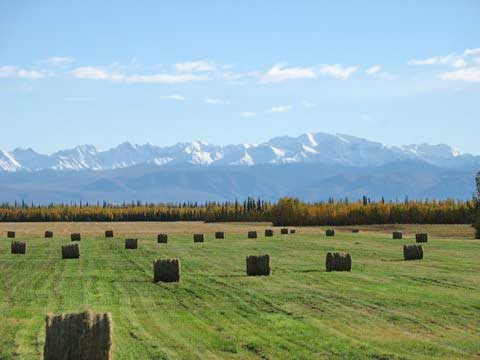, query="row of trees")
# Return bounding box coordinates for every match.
[475,171,480,239]
[0,196,476,226]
